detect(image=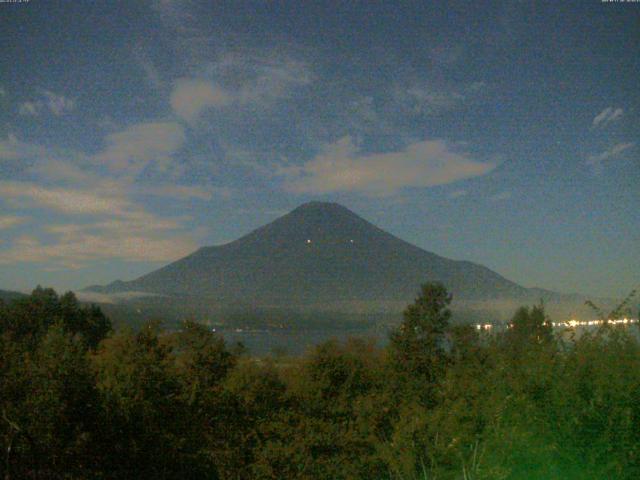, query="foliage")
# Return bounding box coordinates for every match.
[1,285,639,479]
